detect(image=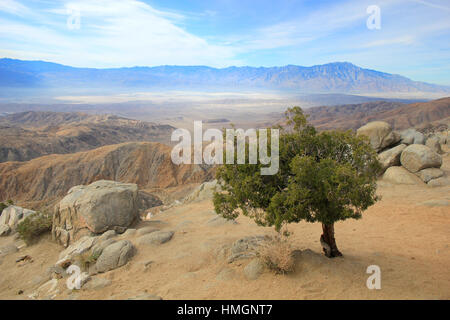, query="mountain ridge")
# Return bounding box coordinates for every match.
[1,58,448,94]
